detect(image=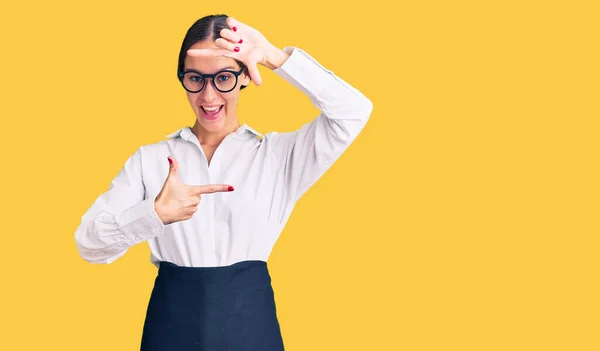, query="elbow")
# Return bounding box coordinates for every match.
[353,96,373,133]
[74,225,125,265]
[75,243,124,265]
[74,237,109,264]
[328,95,373,141]
[75,248,105,265]
[361,96,374,124]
